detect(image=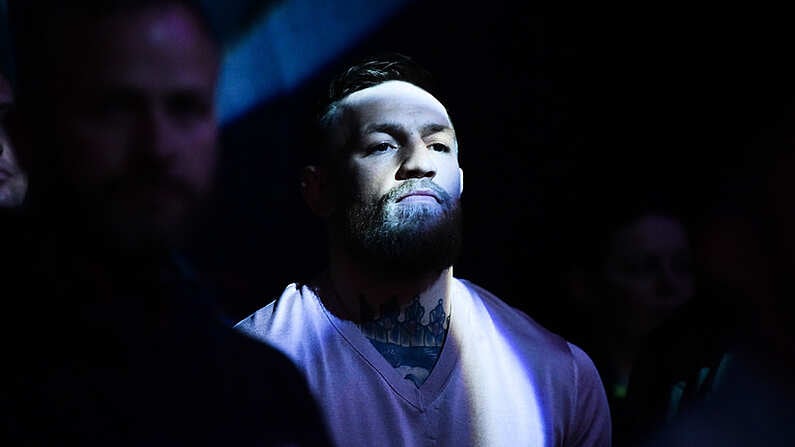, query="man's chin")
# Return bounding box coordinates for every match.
[106,204,196,253]
[344,205,463,277]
